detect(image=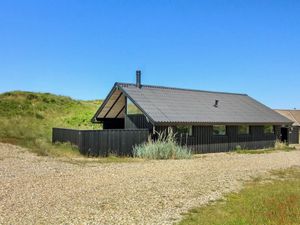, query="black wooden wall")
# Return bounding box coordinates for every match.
[289,126,299,144]
[156,125,281,153]
[125,115,153,130]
